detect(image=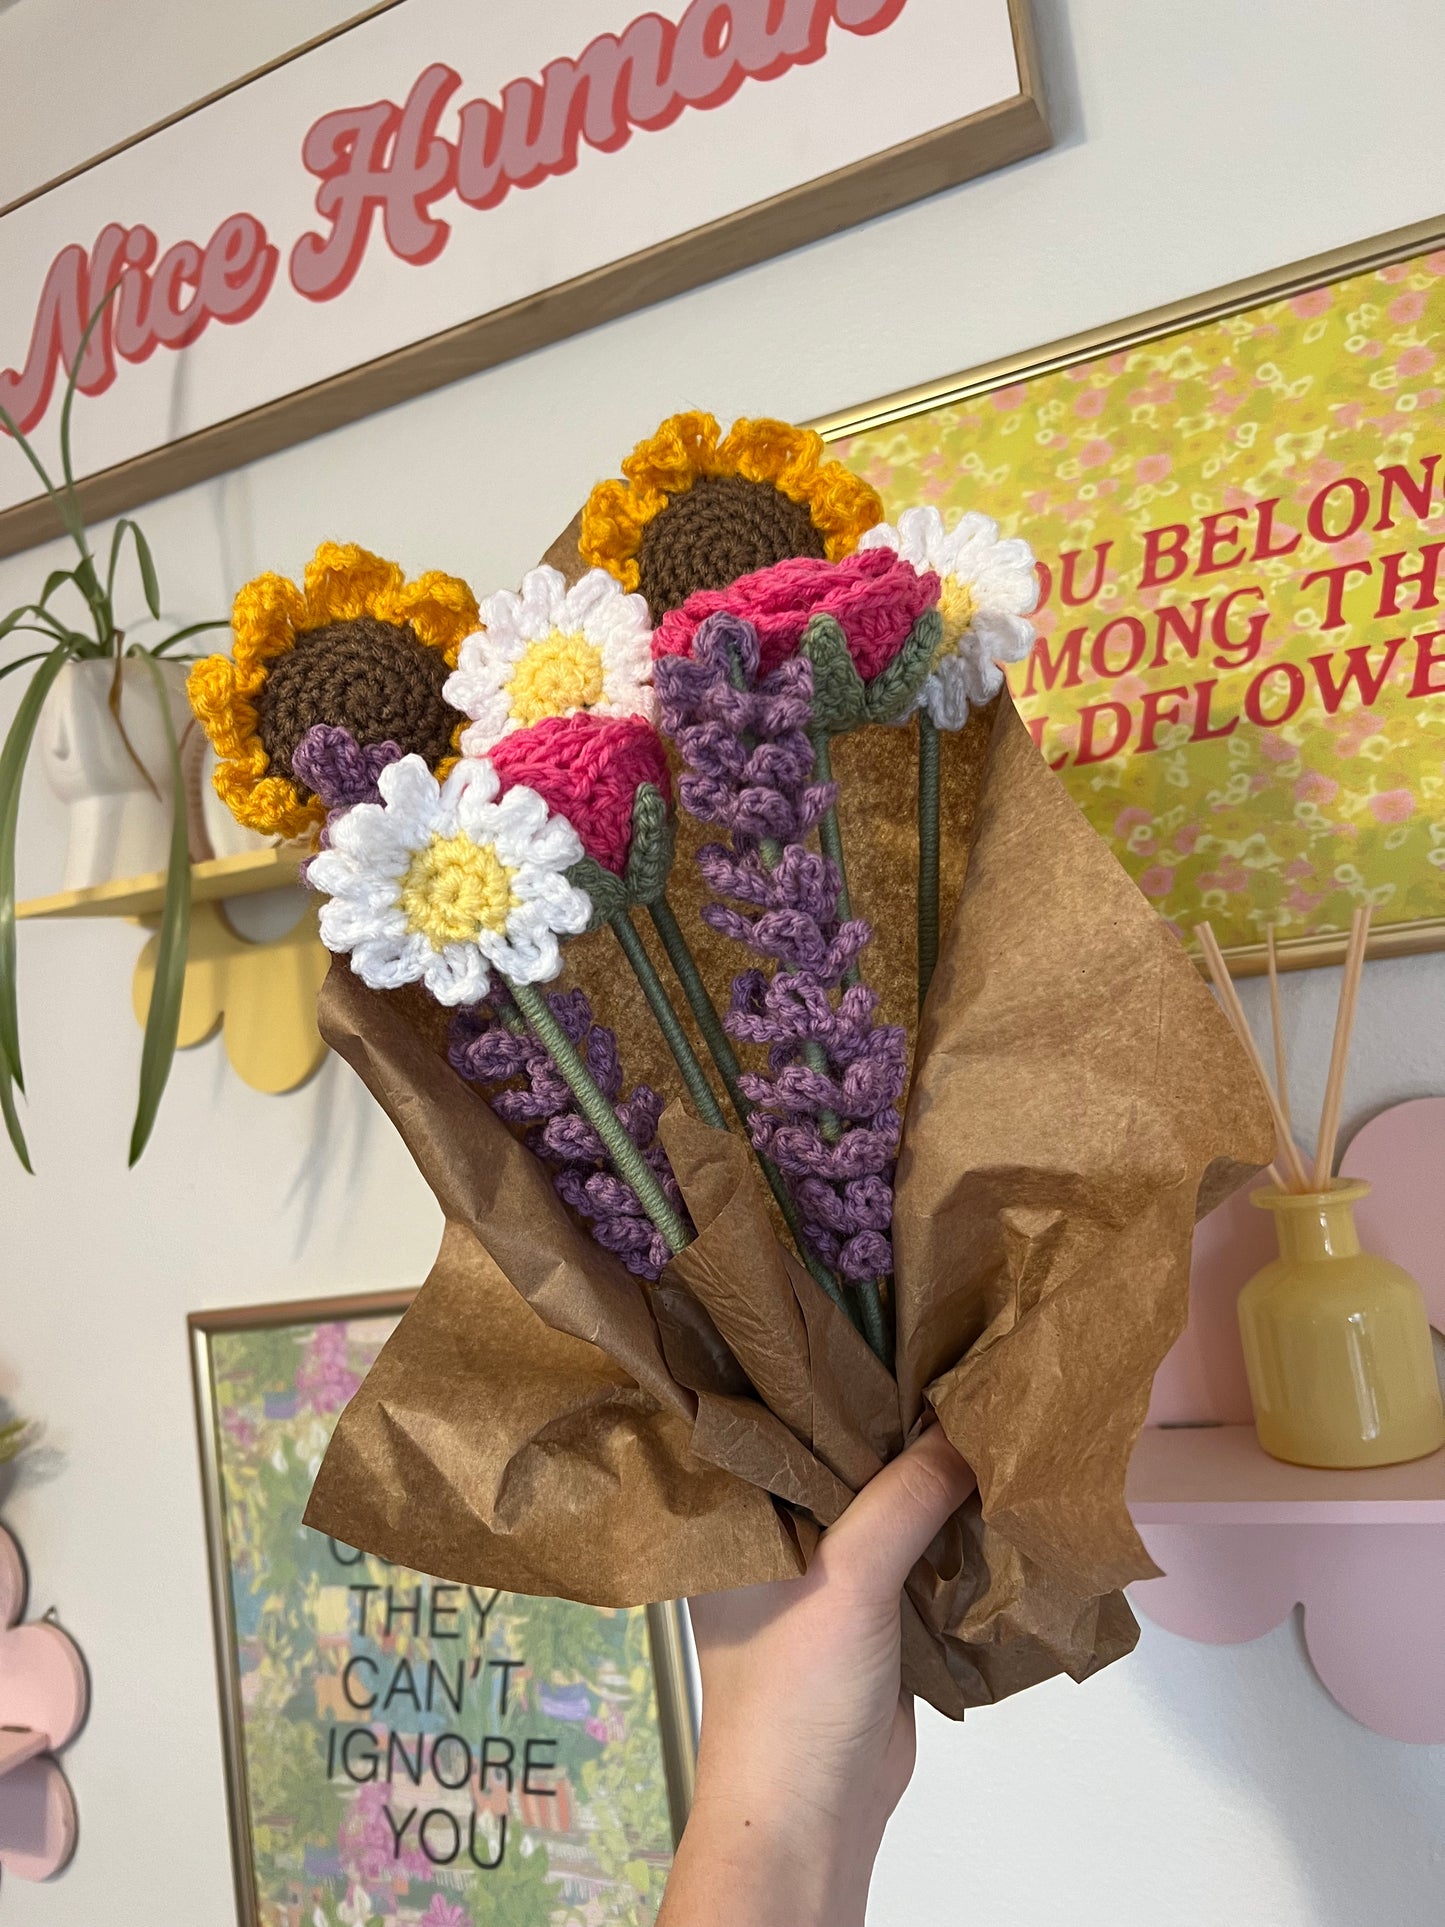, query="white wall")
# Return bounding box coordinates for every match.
[3,3,1445,1923]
